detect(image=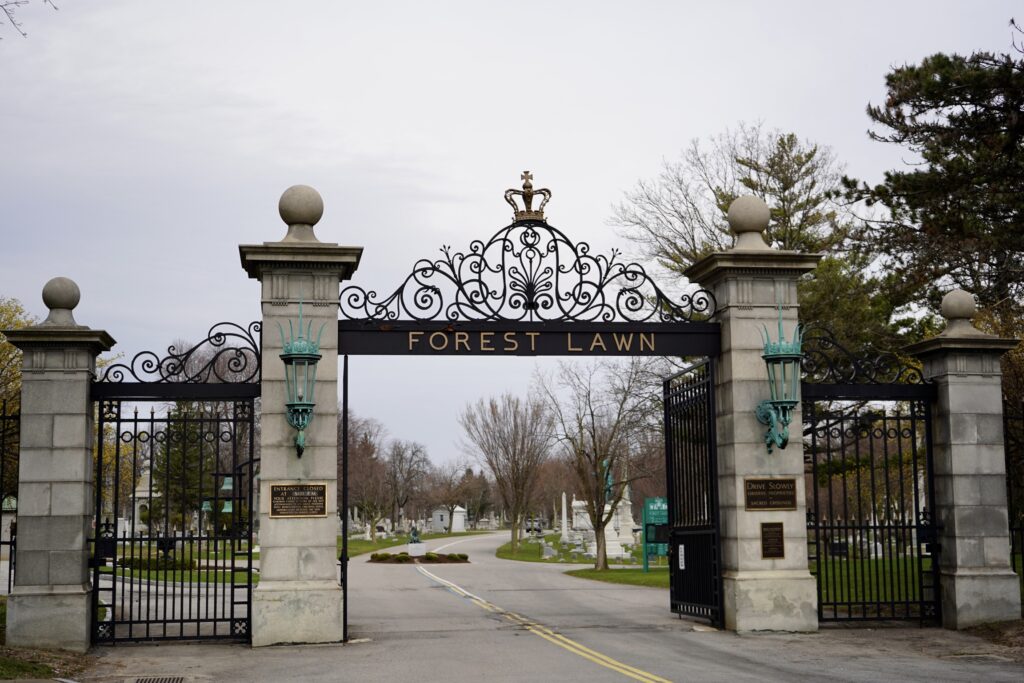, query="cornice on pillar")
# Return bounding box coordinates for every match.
[684,250,822,289]
[4,327,115,354]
